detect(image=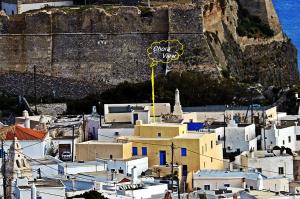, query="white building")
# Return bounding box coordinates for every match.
[2,0,73,15]
[85,106,101,140]
[234,150,294,180]
[104,103,170,124]
[98,126,134,141]
[214,122,258,153]
[193,170,290,193]
[4,124,51,159]
[28,156,63,178]
[106,156,148,176]
[14,178,65,199]
[262,124,300,151]
[58,161,105,176]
